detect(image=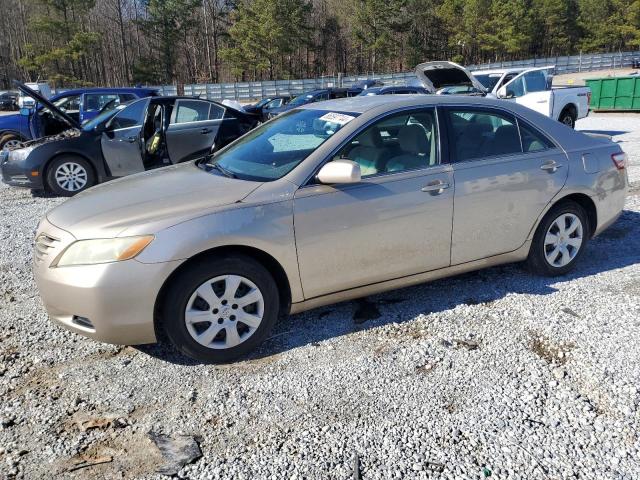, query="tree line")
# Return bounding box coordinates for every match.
[0,0,638,89]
